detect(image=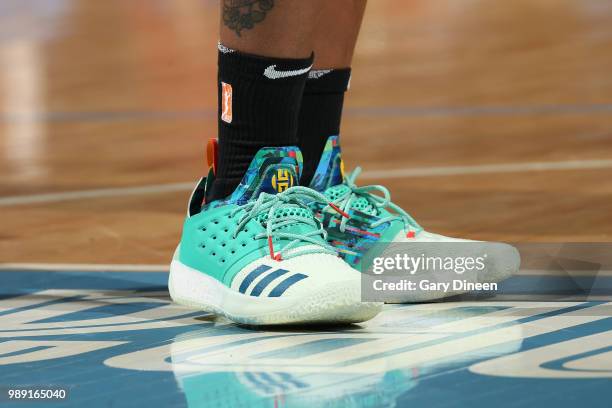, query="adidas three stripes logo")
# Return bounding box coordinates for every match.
[238,265,308,297]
